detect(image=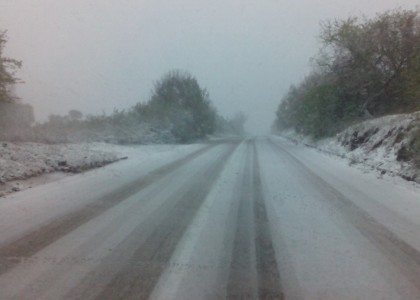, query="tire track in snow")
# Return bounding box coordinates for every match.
[226,139,283,299]
[84,143,239,300]
[268,138,420,292]
[226,141,258,298]
[253,140,283,299]
[0,143,219,276]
